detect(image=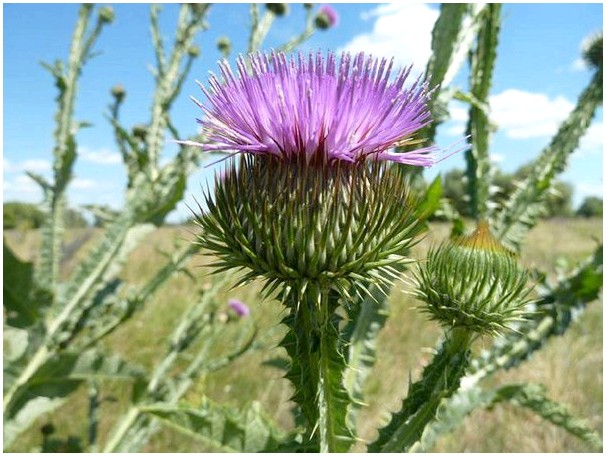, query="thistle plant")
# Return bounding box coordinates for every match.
[190,50,442,451]
[3,3,602,453]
